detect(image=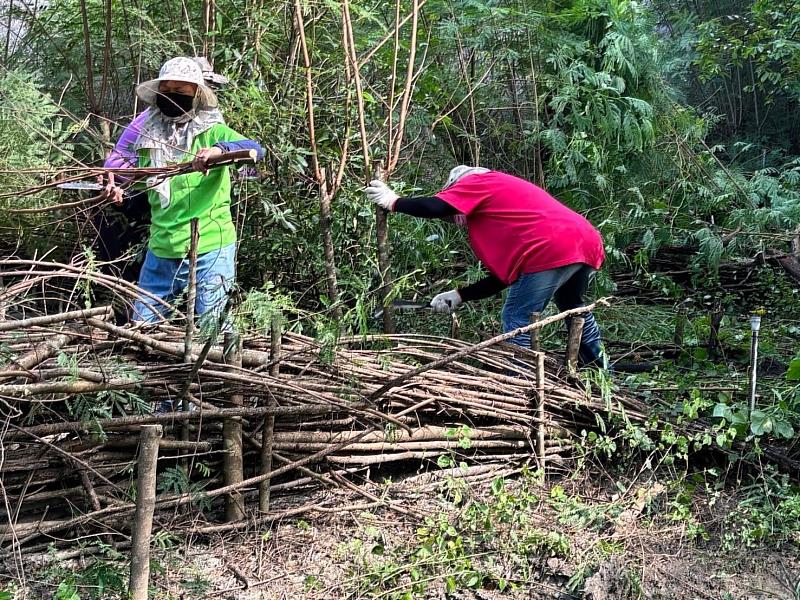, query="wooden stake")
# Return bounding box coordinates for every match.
[372,161,395,334]
[128,424,162,600]
[529,312,541,351]
[182,218,200,467]
[566,316,585,372]
[259,315,280,512]
[223,332,244,521]
[450,313,460,339]
[183,217,200,363]
[536,352,546,471]
[709,302,723,359]
[674,304,688,346]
